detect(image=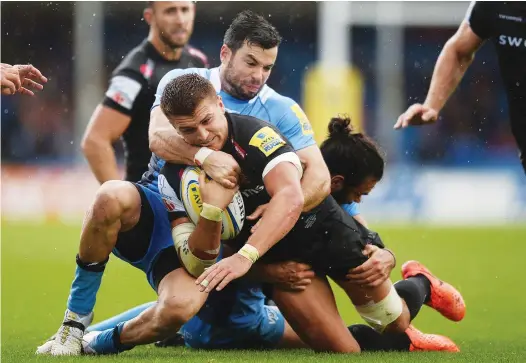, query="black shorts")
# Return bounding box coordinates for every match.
[258,196,385,281]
